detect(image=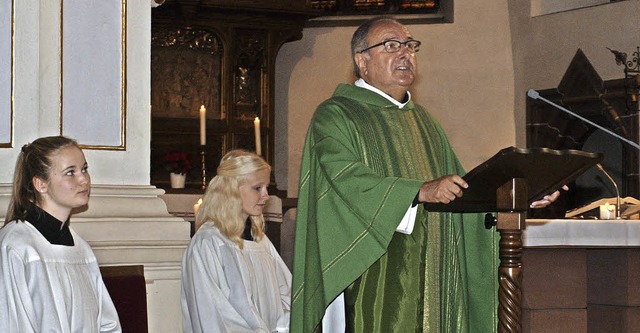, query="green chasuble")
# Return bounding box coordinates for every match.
[290,84,499,333]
